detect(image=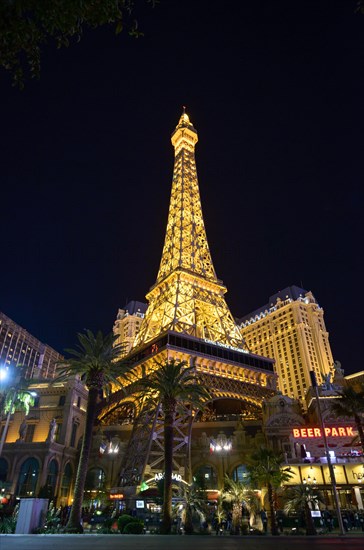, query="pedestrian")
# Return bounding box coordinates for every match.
[261,509,268,533]
[353,512,360,530]
[342,513,349,532]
